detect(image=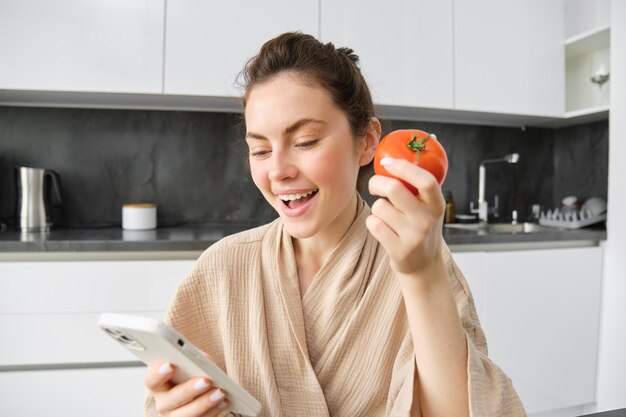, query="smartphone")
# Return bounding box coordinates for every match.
[98,313,261,417]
